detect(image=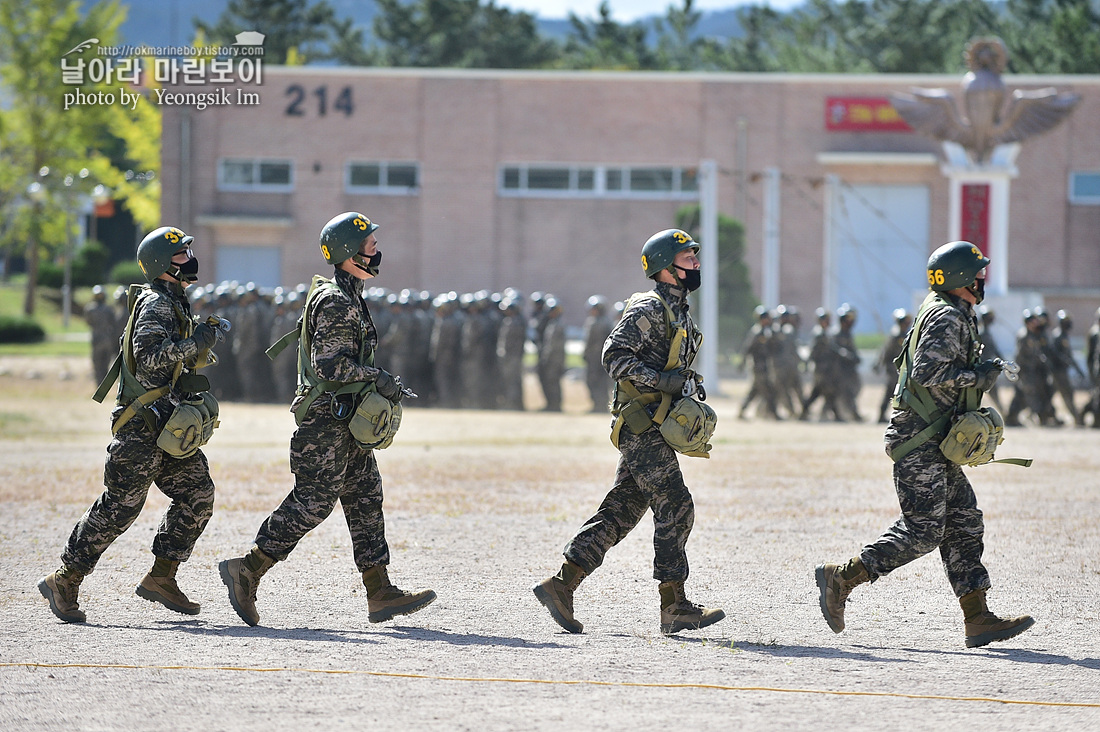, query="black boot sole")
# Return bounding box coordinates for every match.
[368,591,437,623]
[135,584,201,615]
[532,584,583,633]
[37,578,85,624]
